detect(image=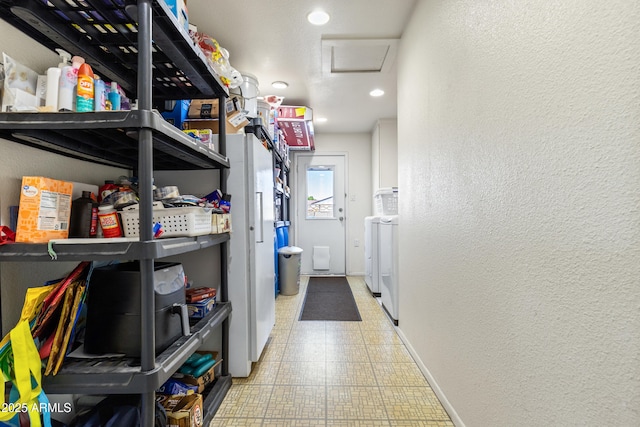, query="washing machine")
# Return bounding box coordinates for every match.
[364,216,381,296]
[379,215,399,324]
